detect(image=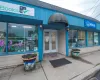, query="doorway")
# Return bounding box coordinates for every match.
[44,30,58,53]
